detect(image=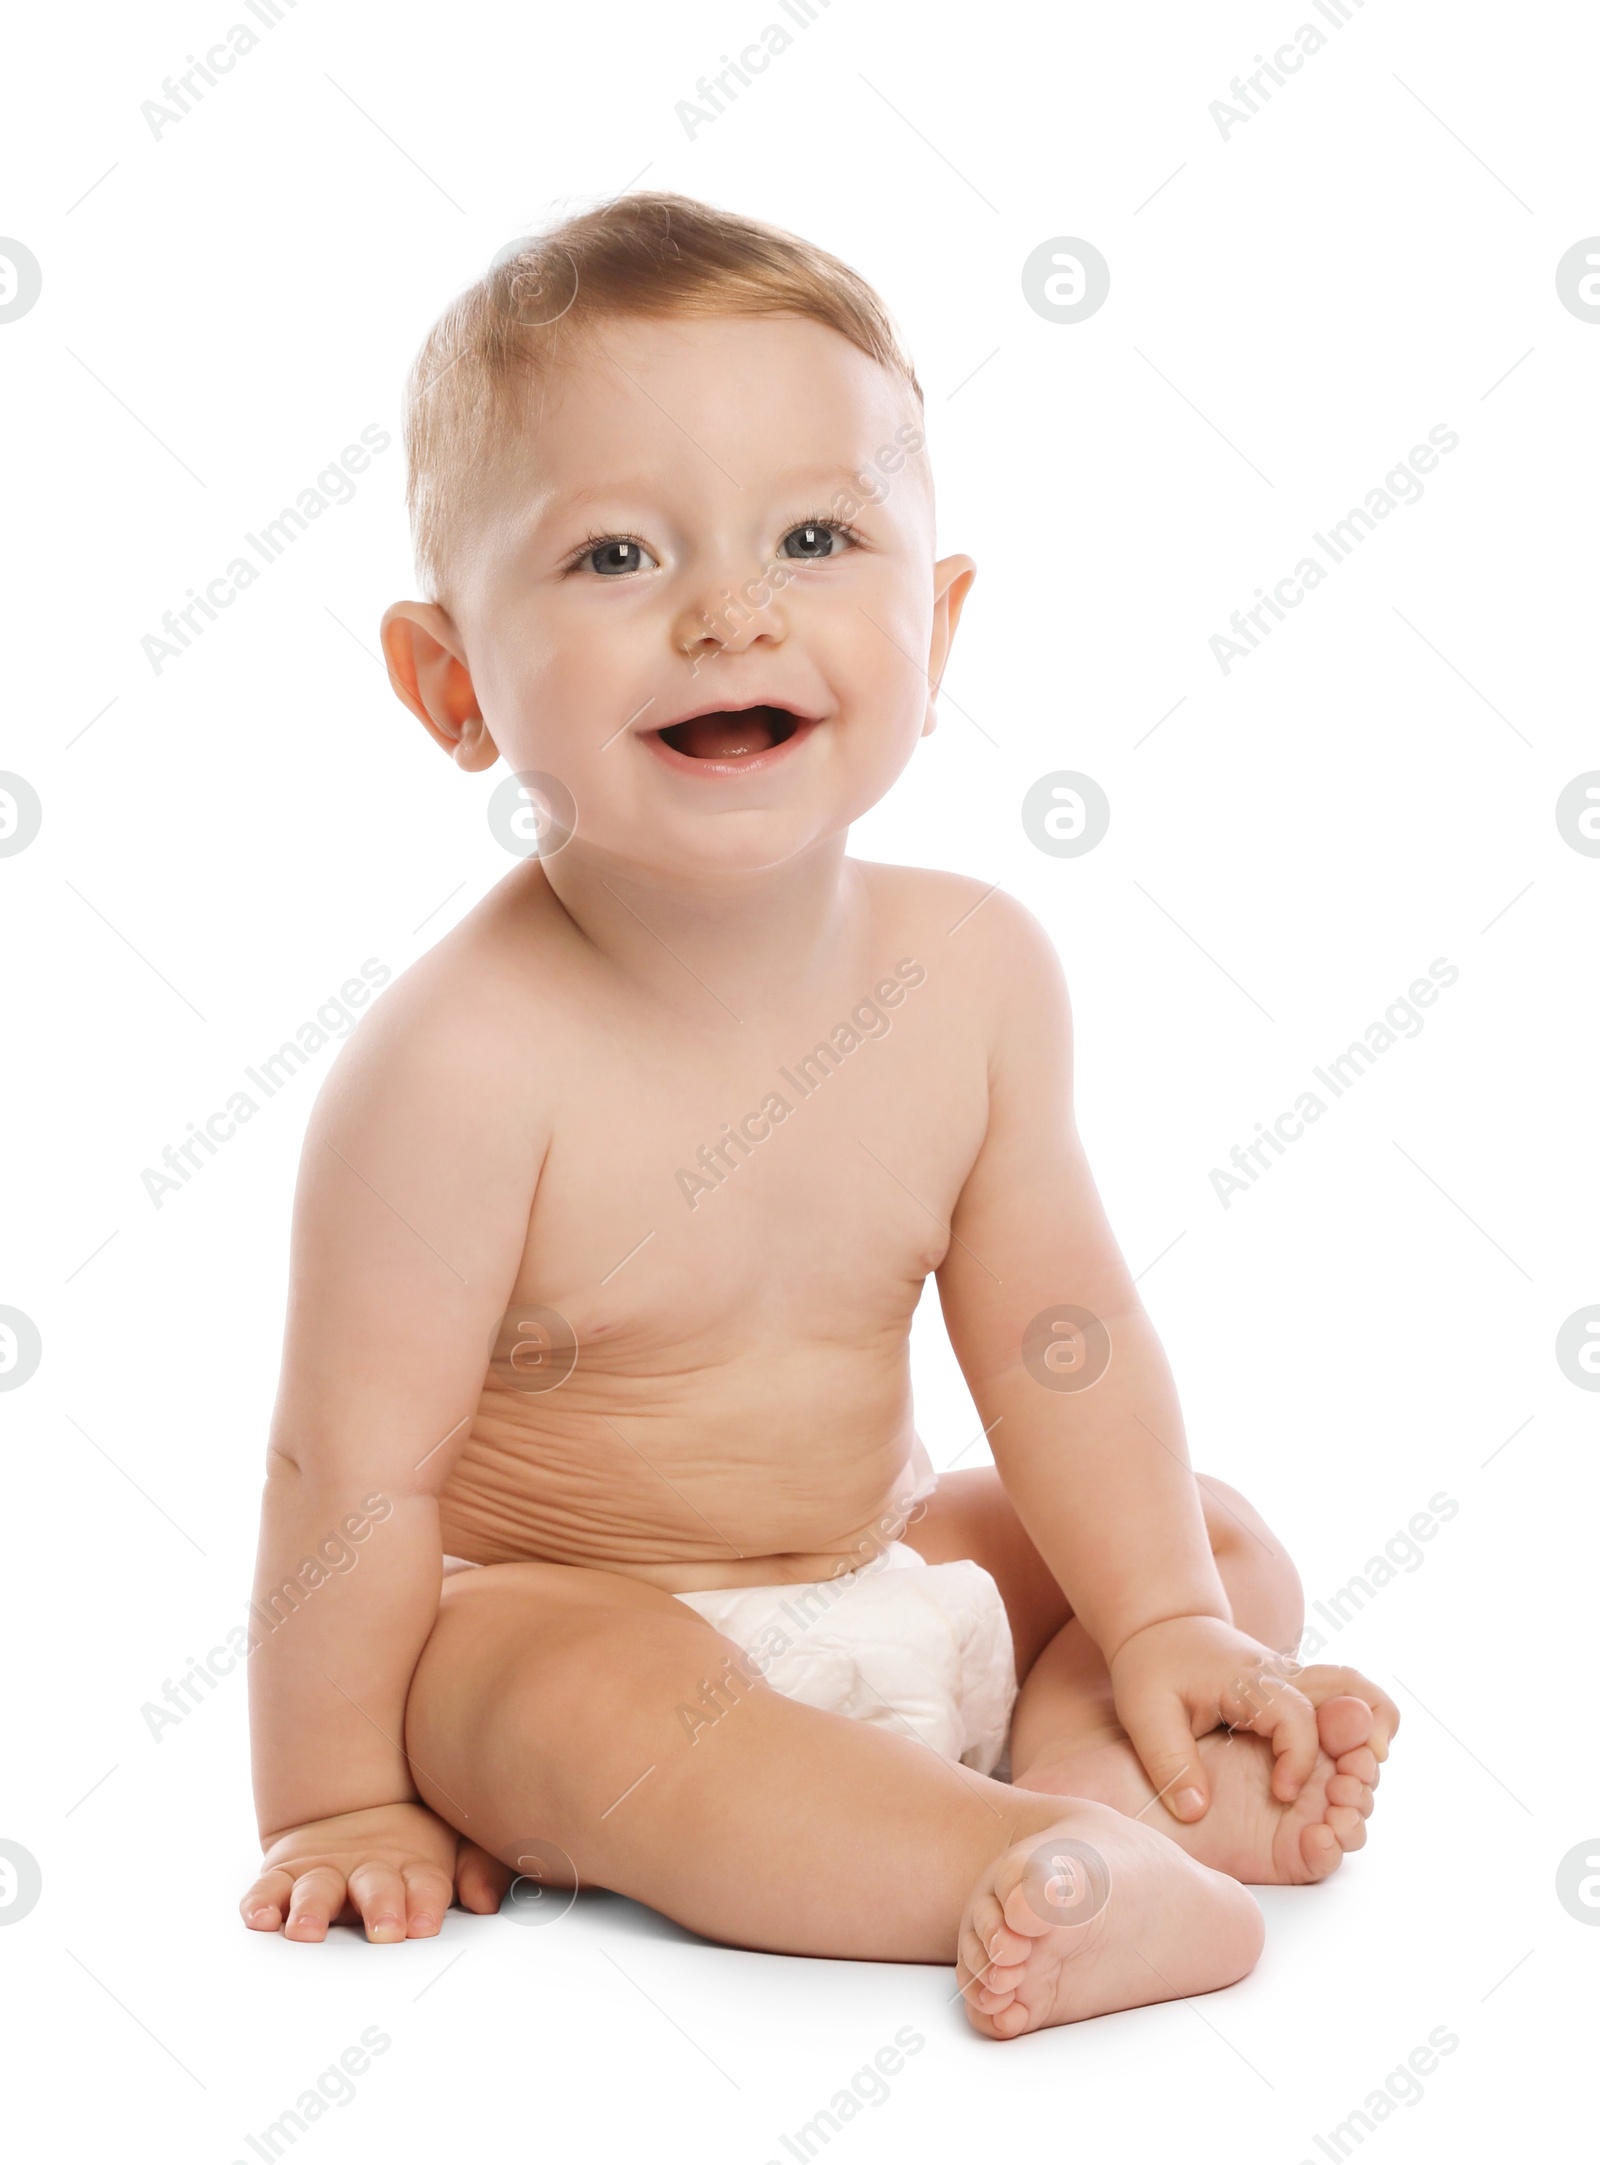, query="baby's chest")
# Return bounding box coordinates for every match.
[518,1009,987,1336]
